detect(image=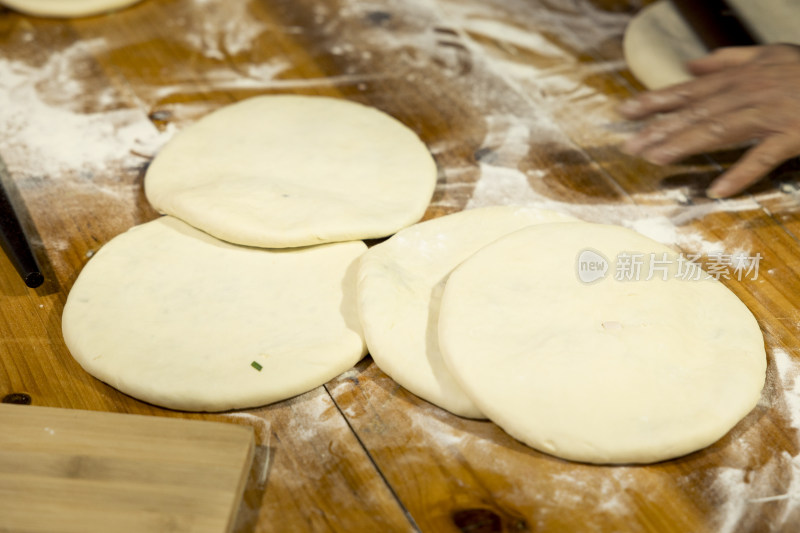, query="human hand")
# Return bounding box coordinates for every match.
[618,44,800,198]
